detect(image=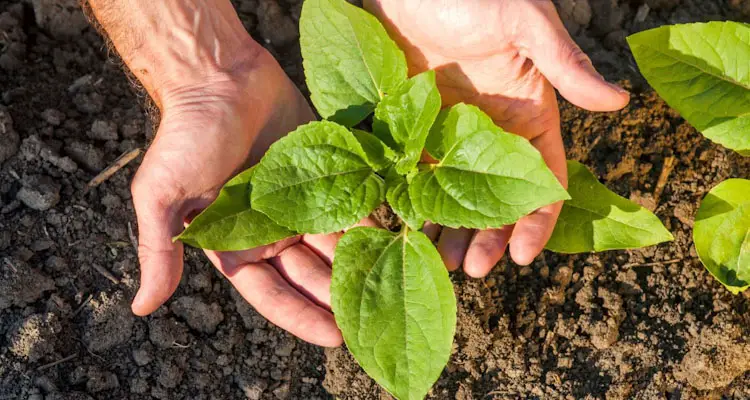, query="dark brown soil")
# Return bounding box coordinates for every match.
[1,0,749,399]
